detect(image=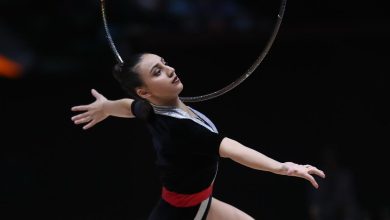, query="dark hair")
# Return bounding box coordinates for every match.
[112,53,145,99]
[112,53,153,120]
